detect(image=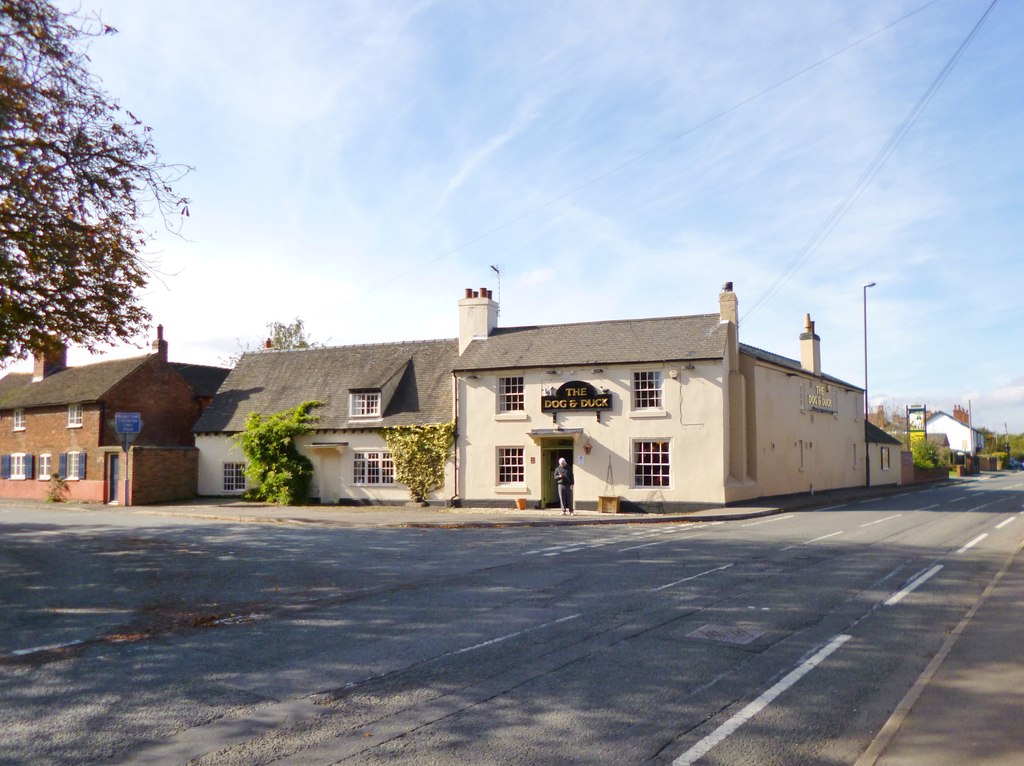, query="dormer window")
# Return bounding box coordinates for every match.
[350,391,381,418]
[68,403,83,428]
